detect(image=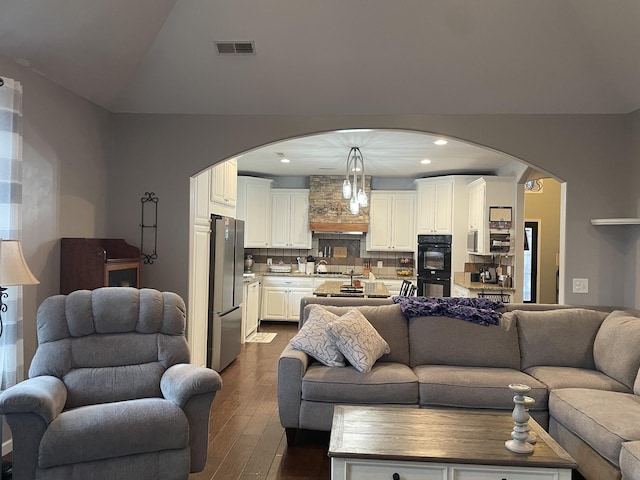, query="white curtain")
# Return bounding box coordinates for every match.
[0,77,25,389]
